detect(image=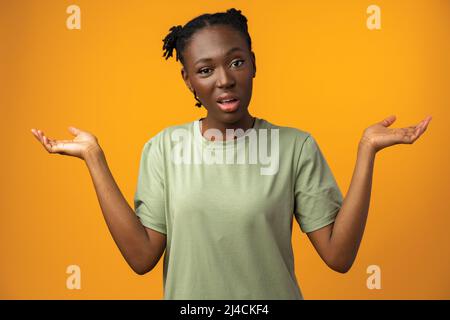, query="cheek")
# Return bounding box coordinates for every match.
[241,74,254,95]
[195,82,216,108]
[190,81,210,101]
[195,79,215,94]
[240,68,254,84]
